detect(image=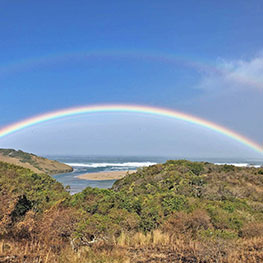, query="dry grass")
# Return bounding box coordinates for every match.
[0,241,3,255]
[152,229,170,246]
[0,150,72,175]
[113,230,262,262]
[117,230,164,247]
[1,234,263,262]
